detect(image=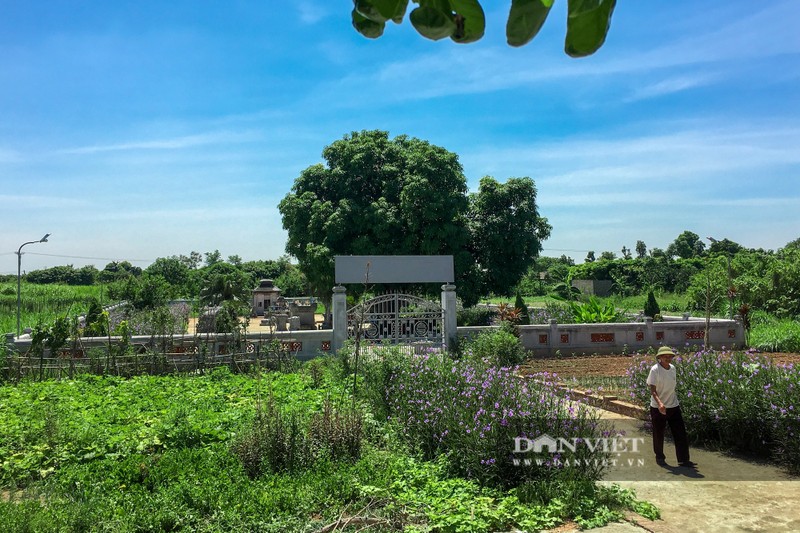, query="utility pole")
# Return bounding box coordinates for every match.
[16,234,50,336]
